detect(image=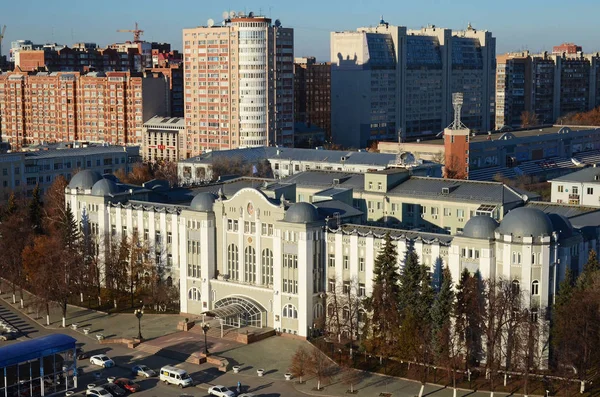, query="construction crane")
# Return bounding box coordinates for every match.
[117,22,144,42]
